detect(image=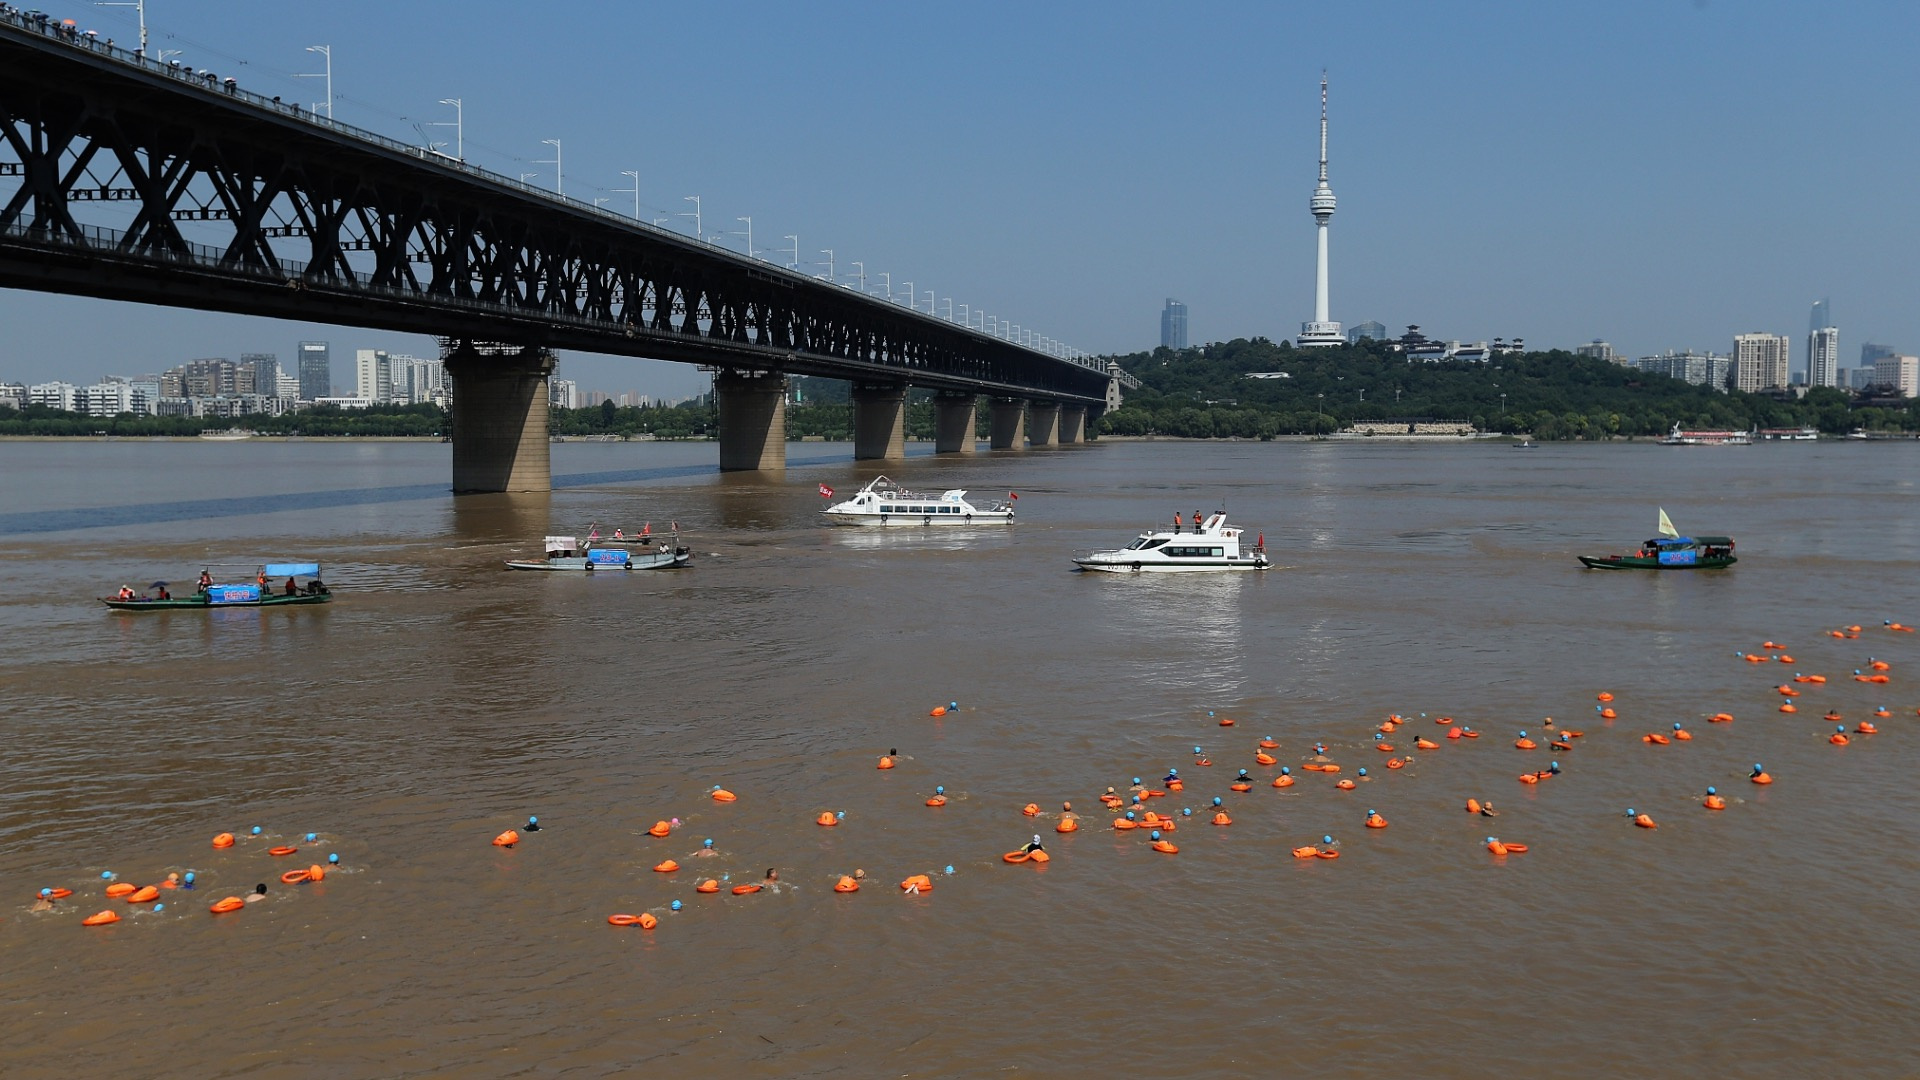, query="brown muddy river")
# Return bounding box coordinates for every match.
[1,437,1917,1078]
